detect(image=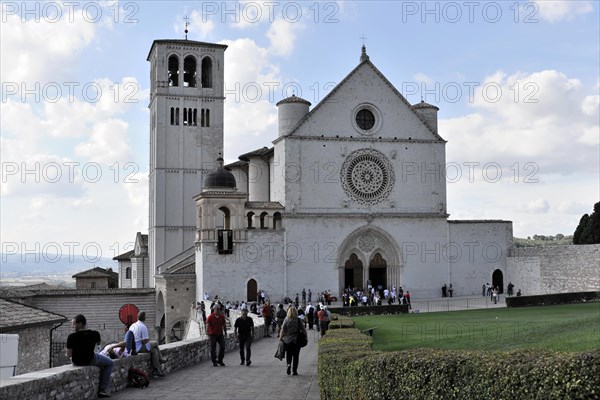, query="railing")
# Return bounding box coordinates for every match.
[409,296,506,313]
